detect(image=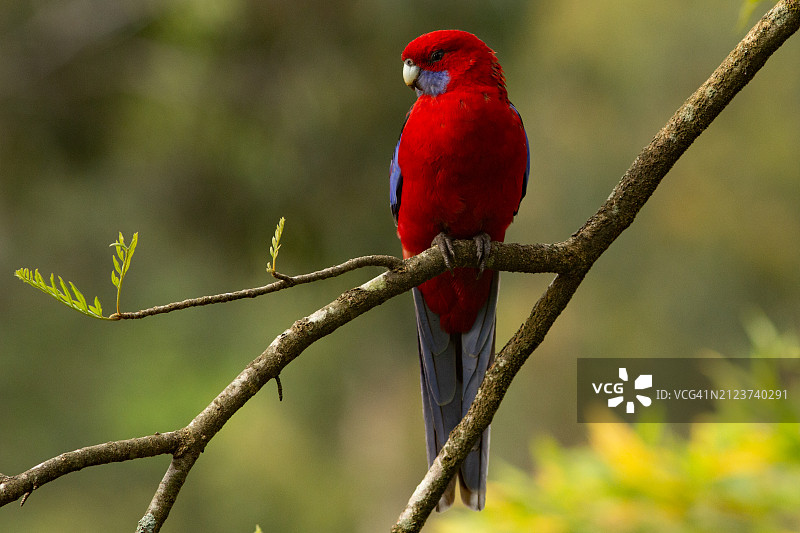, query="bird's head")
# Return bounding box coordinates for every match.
[401,30,506,98]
